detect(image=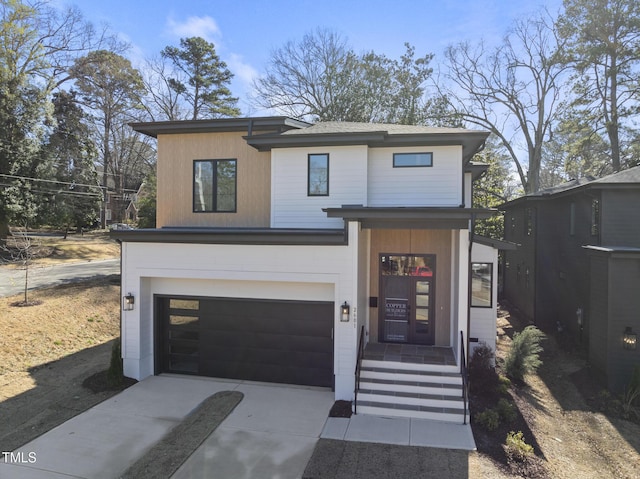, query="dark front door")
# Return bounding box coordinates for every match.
[379,254,436,345]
